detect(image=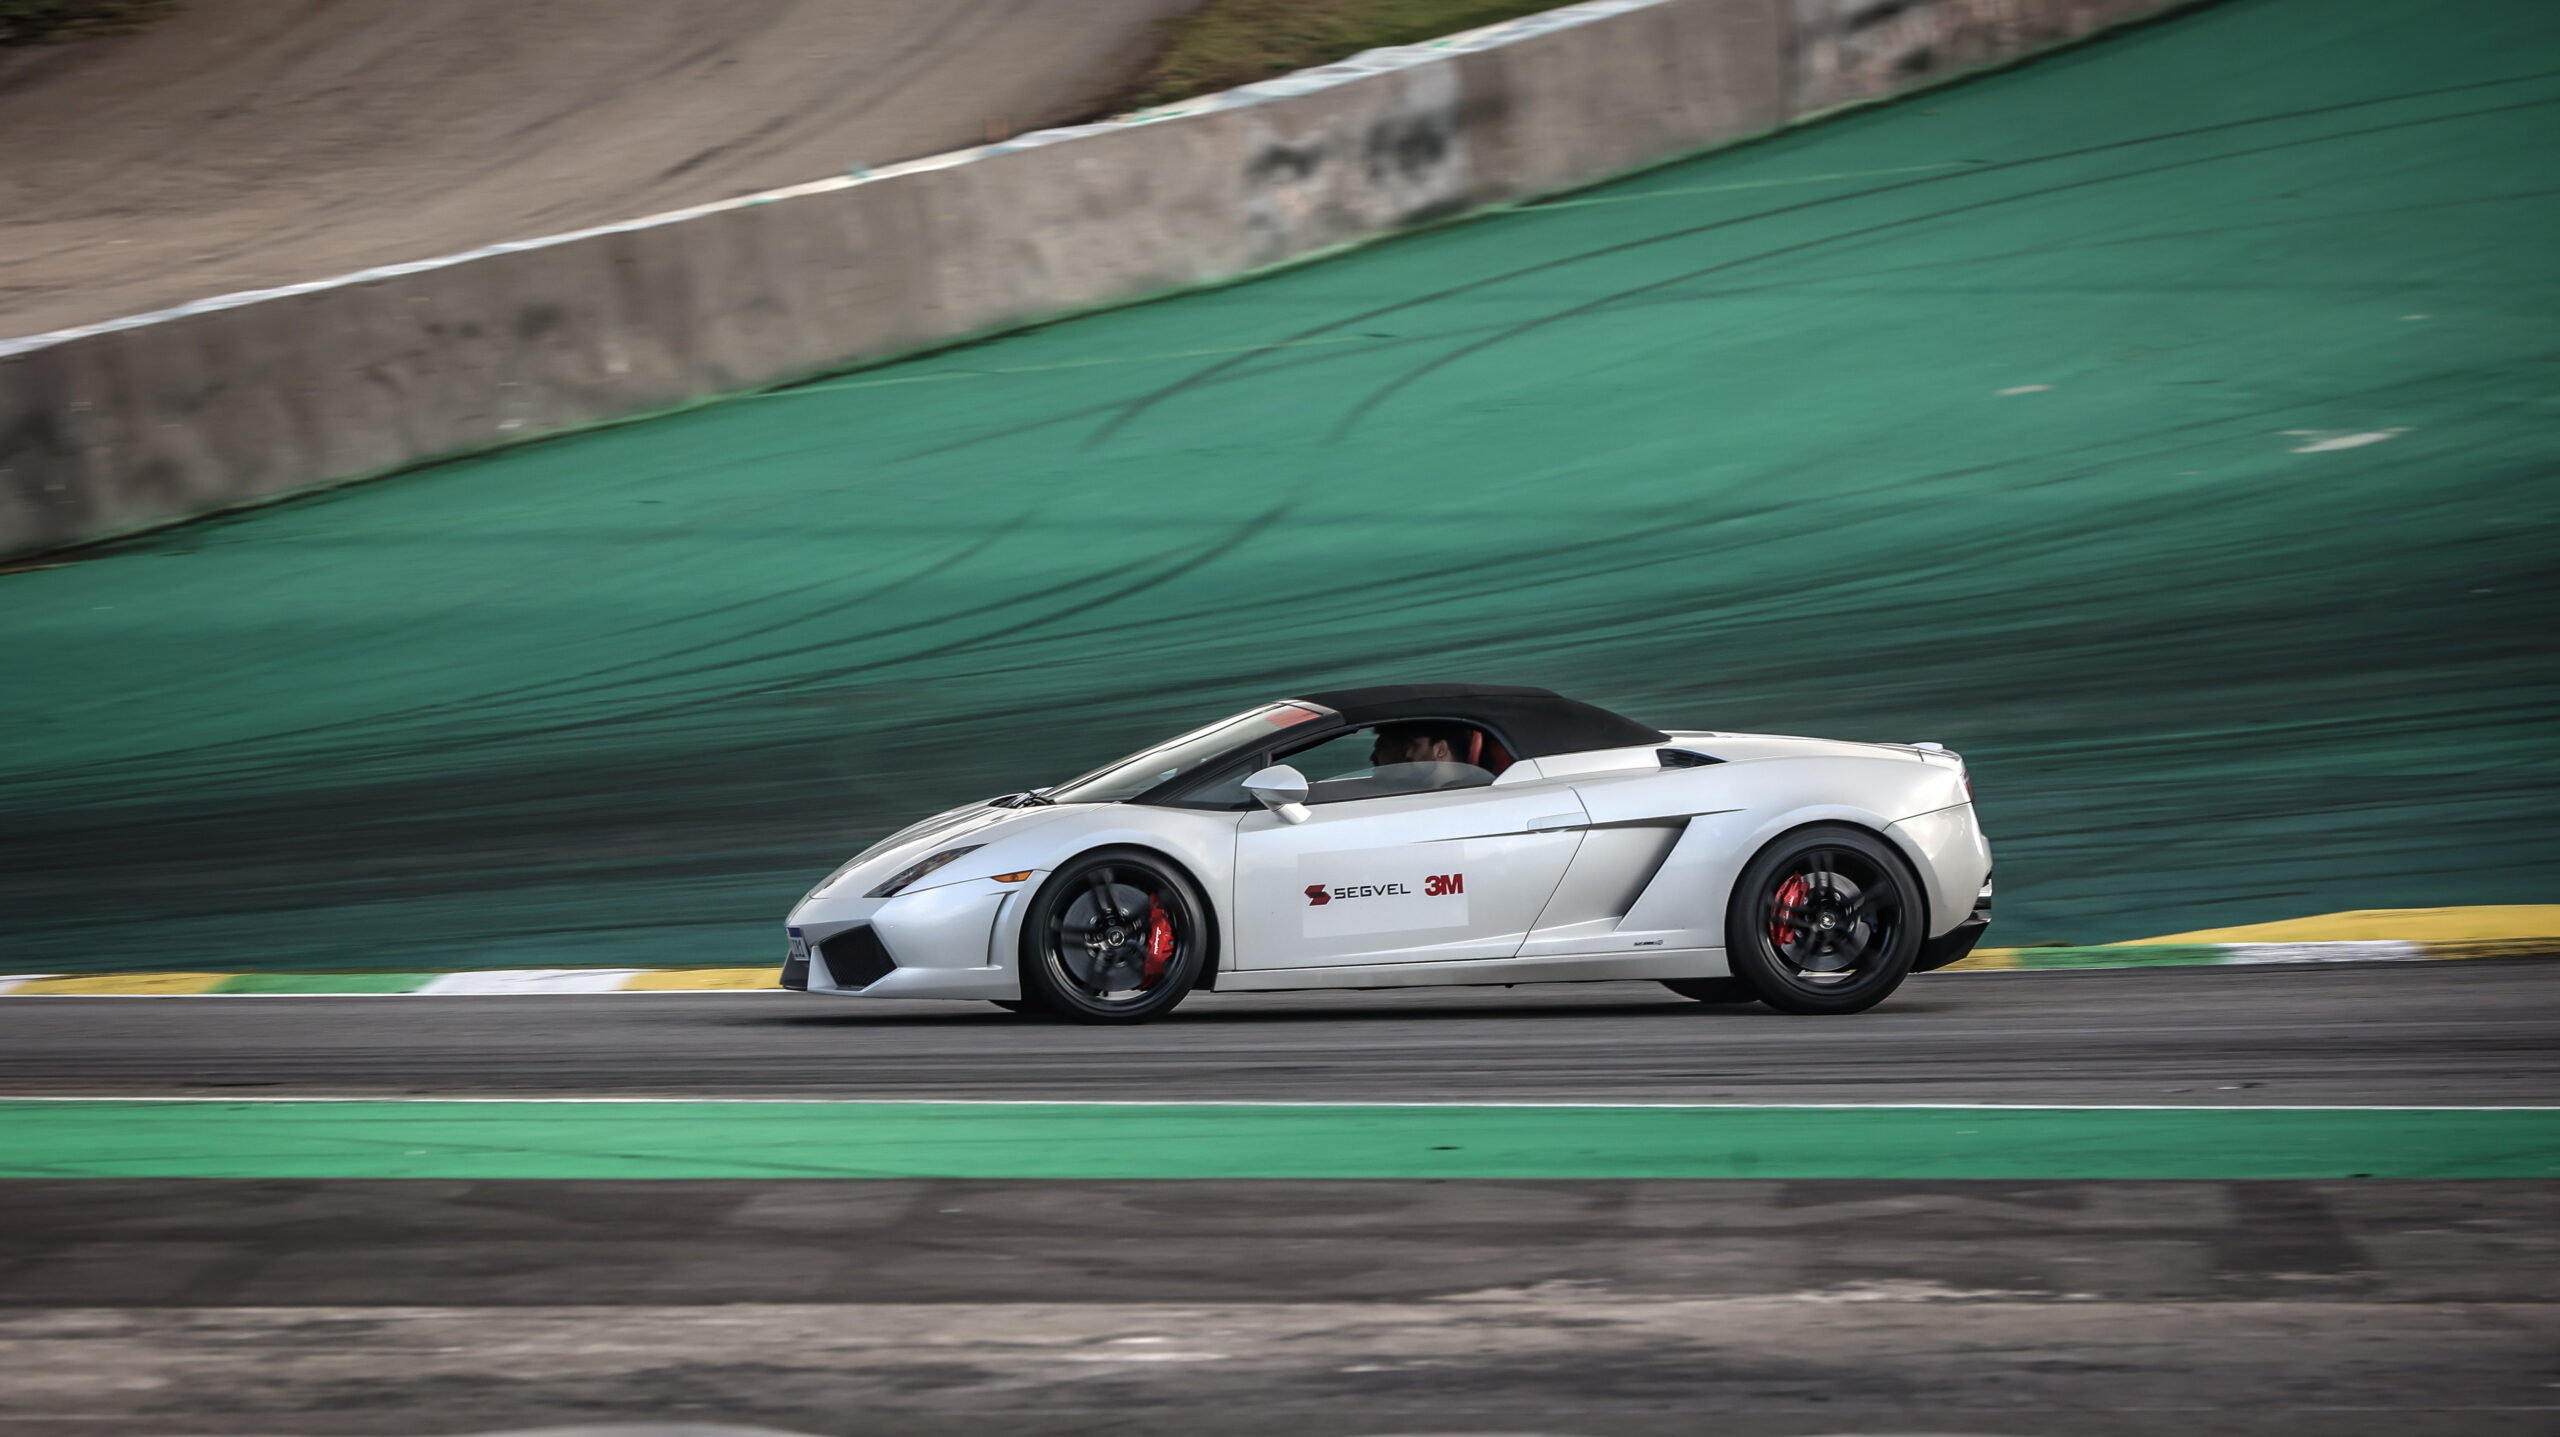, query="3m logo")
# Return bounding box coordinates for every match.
[1423,873,1465,897]
[1304,884,1331,906]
